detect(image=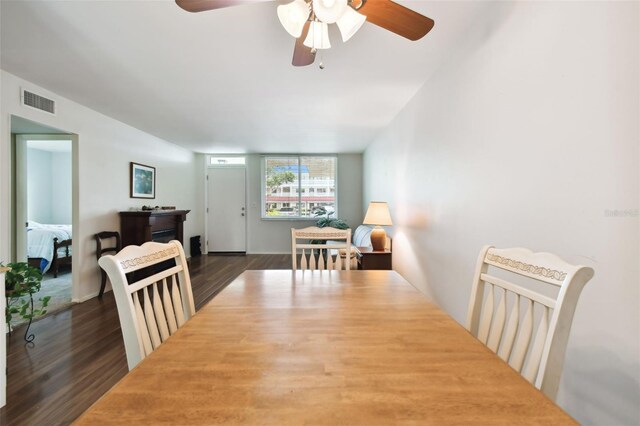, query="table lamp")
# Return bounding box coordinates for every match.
[363,201,393,251]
